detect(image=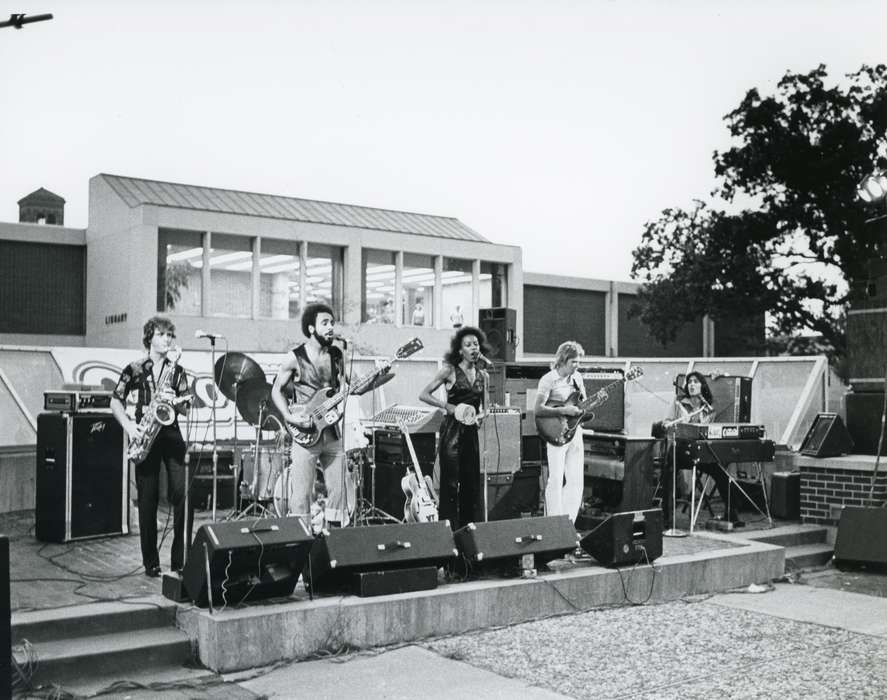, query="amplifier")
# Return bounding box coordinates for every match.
[44,390,113,413]
[673,423,765,441]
